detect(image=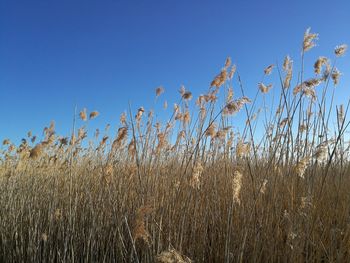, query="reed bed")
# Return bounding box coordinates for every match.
[1,28,350,262]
